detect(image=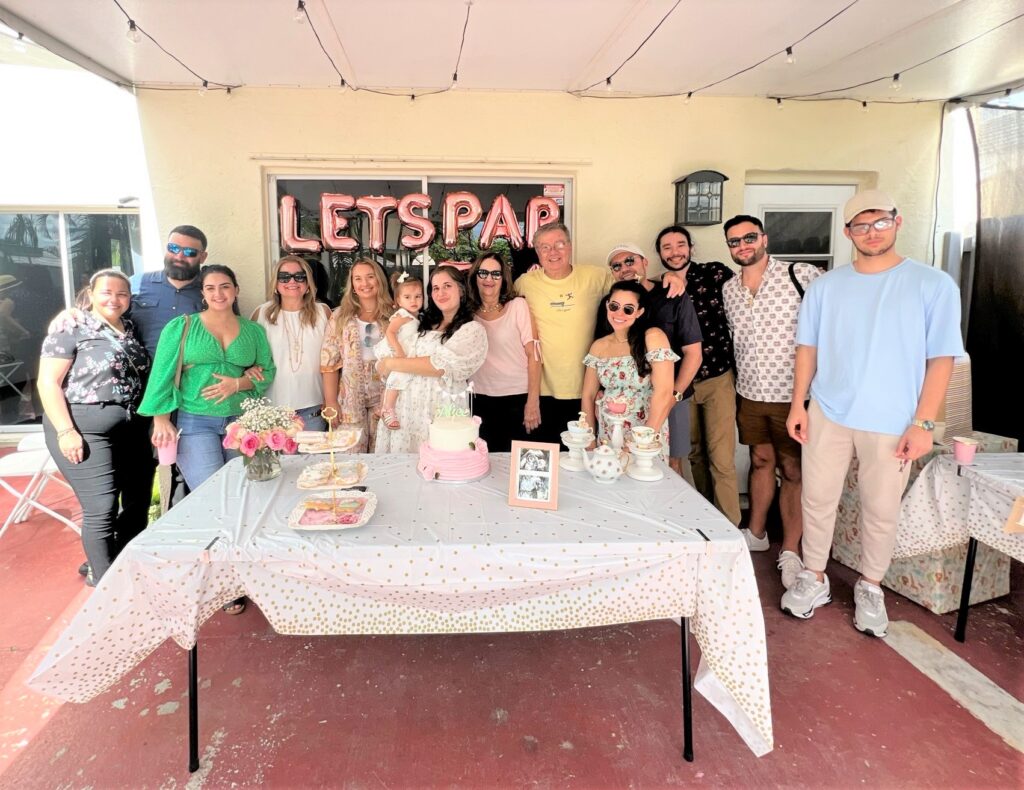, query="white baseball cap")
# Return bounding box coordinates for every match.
[606,243,647,265]
[843,189,897,224]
